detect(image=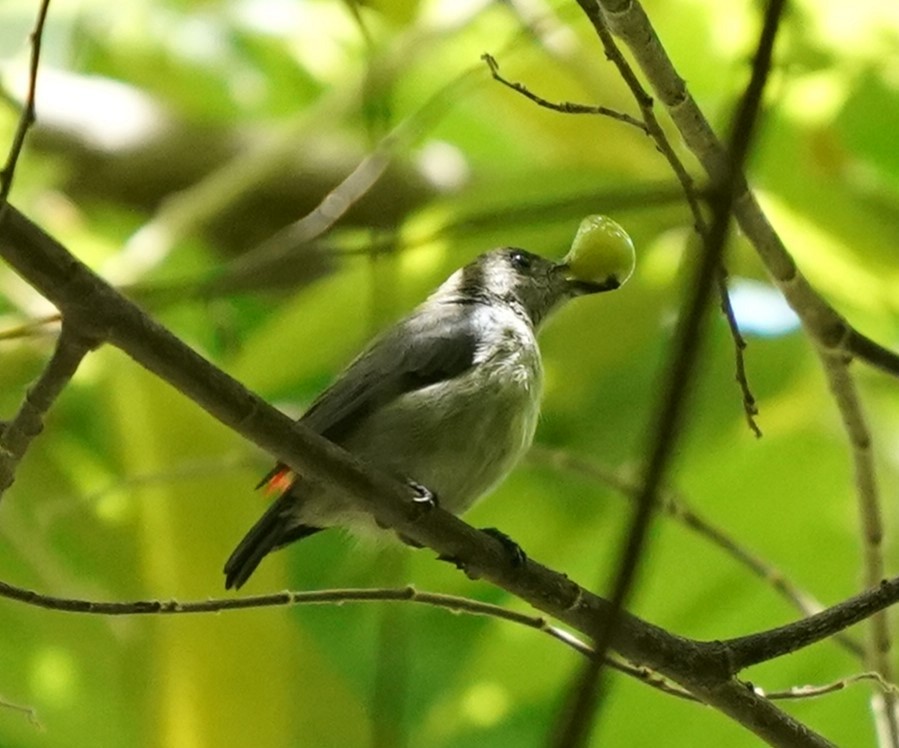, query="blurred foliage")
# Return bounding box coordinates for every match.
[0,0,898,746]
